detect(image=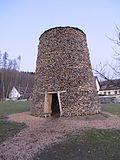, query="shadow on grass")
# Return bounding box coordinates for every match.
[0,119,26,144]
[0,101,30,144]
[33,129,120,160]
